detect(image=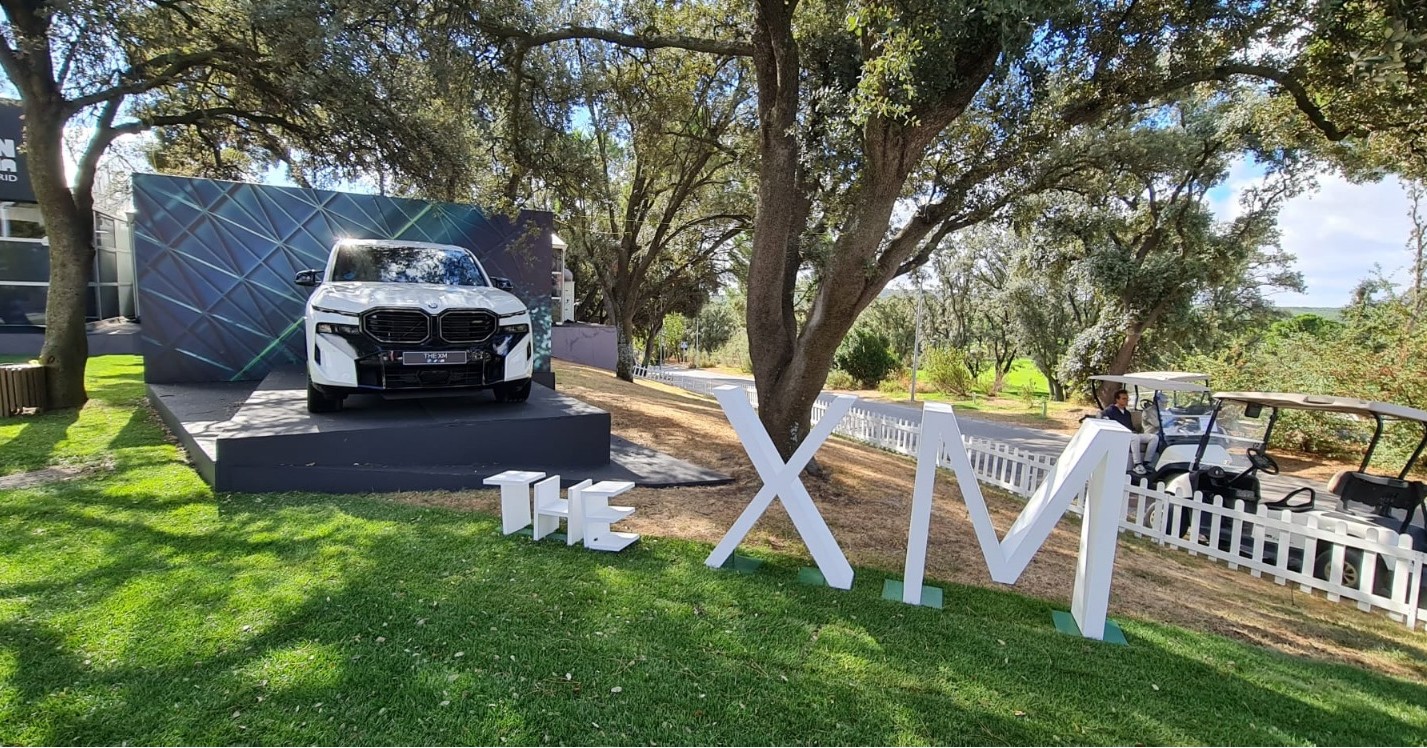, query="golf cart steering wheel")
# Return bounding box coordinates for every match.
[1245,447,1279,475]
